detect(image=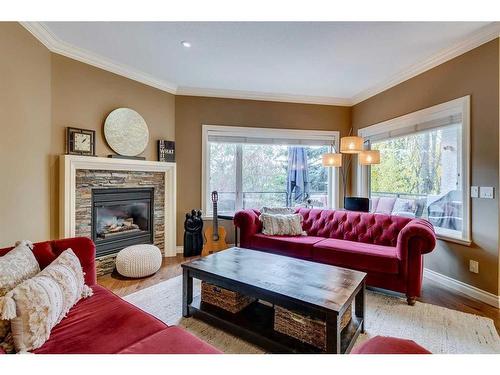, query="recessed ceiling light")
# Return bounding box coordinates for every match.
[181,41,191,48]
